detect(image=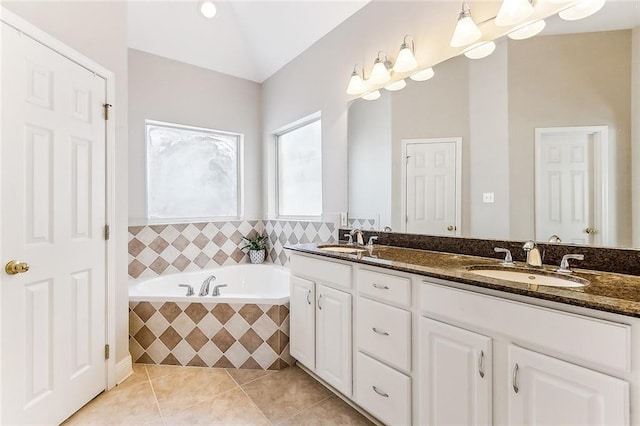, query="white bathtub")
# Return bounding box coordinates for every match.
[129,263,290,304]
